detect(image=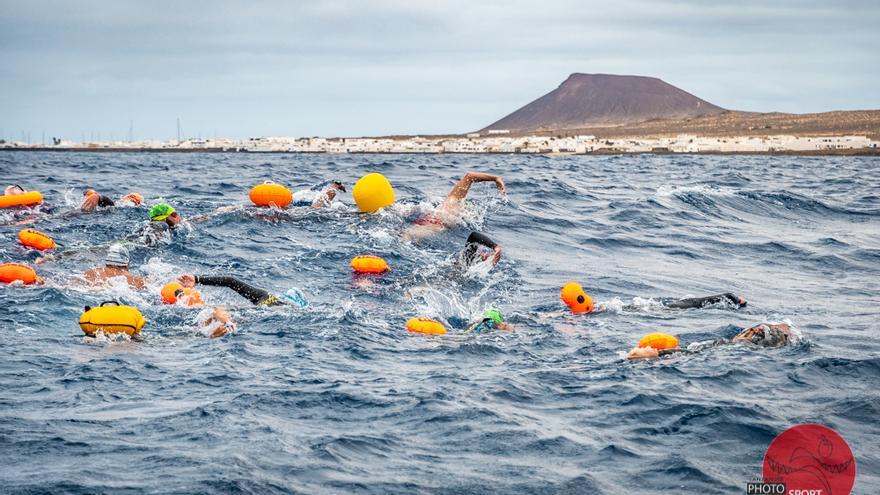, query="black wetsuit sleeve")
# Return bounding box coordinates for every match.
[462,231,498,263]
[467,231,498,249]
[665,293,743,309]
[195,275,273,305]
[97,195,115,207]
[658,348,692,356]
